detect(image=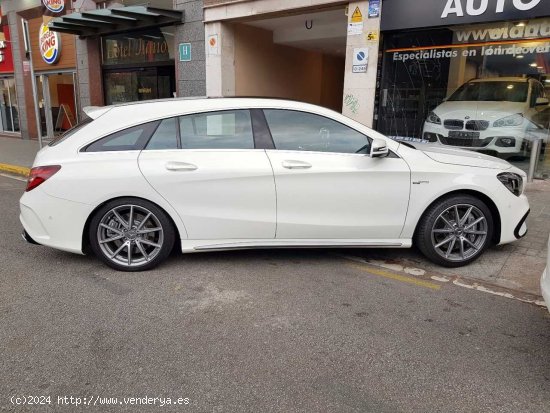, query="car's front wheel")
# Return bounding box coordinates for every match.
[89,198,175,271]
[415,194,494,267]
